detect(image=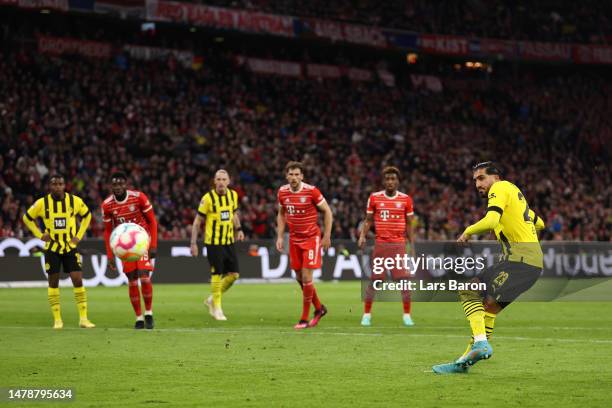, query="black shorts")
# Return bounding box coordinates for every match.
[480,260,542,307]
[206,244,239,275]
[44,250,82,274]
